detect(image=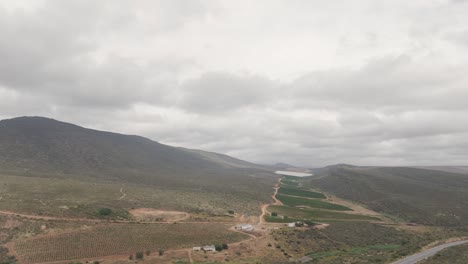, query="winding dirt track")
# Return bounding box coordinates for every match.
[259,179,282,224]
[118,187,126,200]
